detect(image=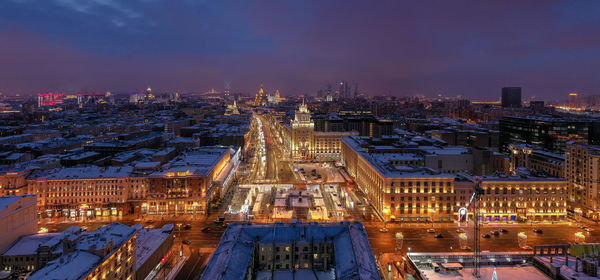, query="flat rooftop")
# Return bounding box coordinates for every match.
[29,166,133,180]
[342,136,453,178]
[420,265,549,280]
[201,221,380,280]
